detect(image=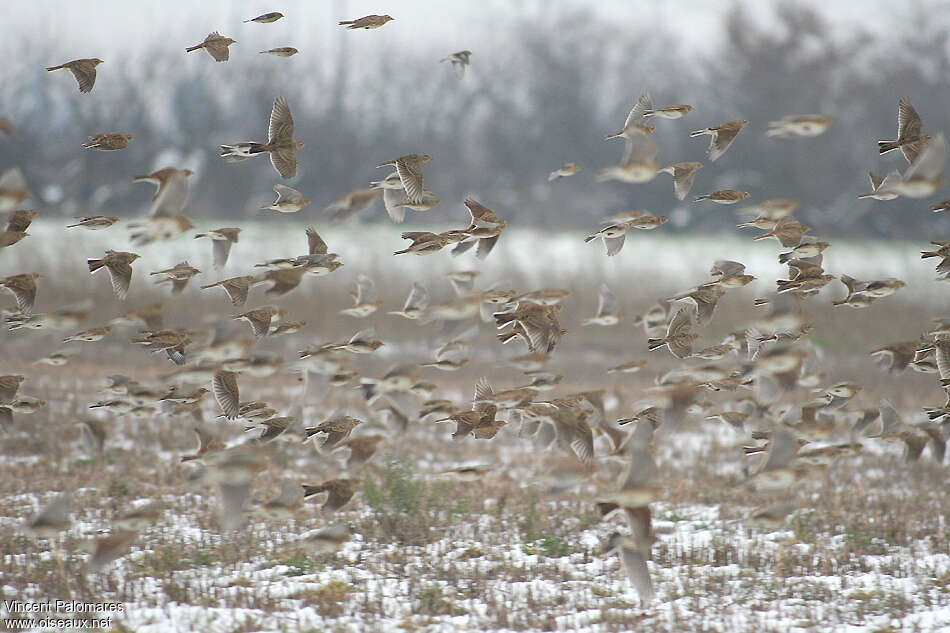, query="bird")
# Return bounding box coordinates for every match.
[262,184,312,213]
[324,189,383,223]
[643,103,693,119]
[858,171,901,201]
[376,154,431,205]
[766,115,833,138]
[694,189,750,204]
[194,227,241,270]
[602,528,655,605]
[548,162,581,181]
[690,119,748,161]
[583,284,623,326]
[260,47,298,57]
[46,58,103,93]
[82,133,133,151]
[221,97,305,179]
[605,94,654,141]
[185,32,236,62]
[0,167,31,211]
[339,15,394,29]
[201,275,255,306]
[26,493,72,539]
[67,216,119,230]
[879,98,931,163]
[133,167,194,218]
[87,251,140,300]
[212,370,240,420]
[597,130,659,183]
[245,12,284,23]
[452,198,508,259]
[1,273,40,315]
[441,50,472,78]
[647,306,698,359]
[341,274,382,317]
[892,132,946,198]
[233,306,284,338]
[334,435,385,469]
[150,261,200,294]
[658,161,703,200]
[585,219,637,256]
[388,282,429,319]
